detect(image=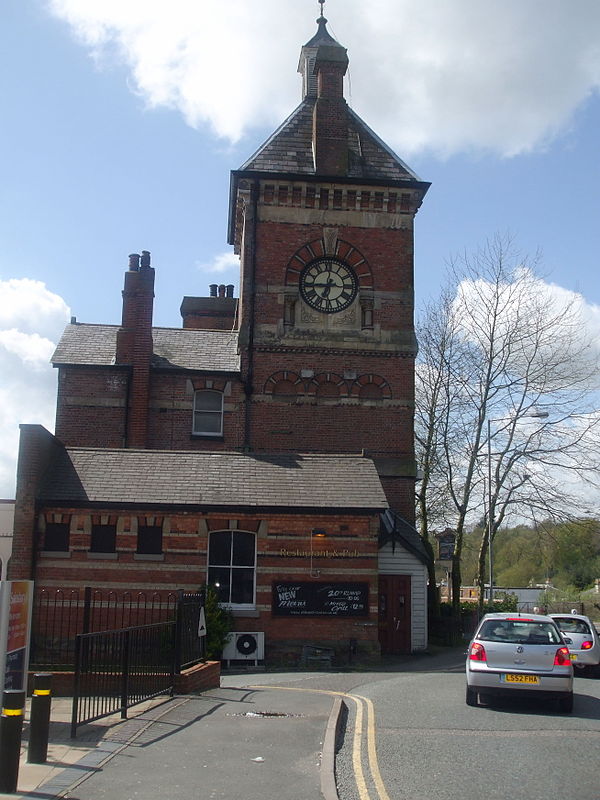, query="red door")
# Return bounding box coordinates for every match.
[378,575,411,654]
